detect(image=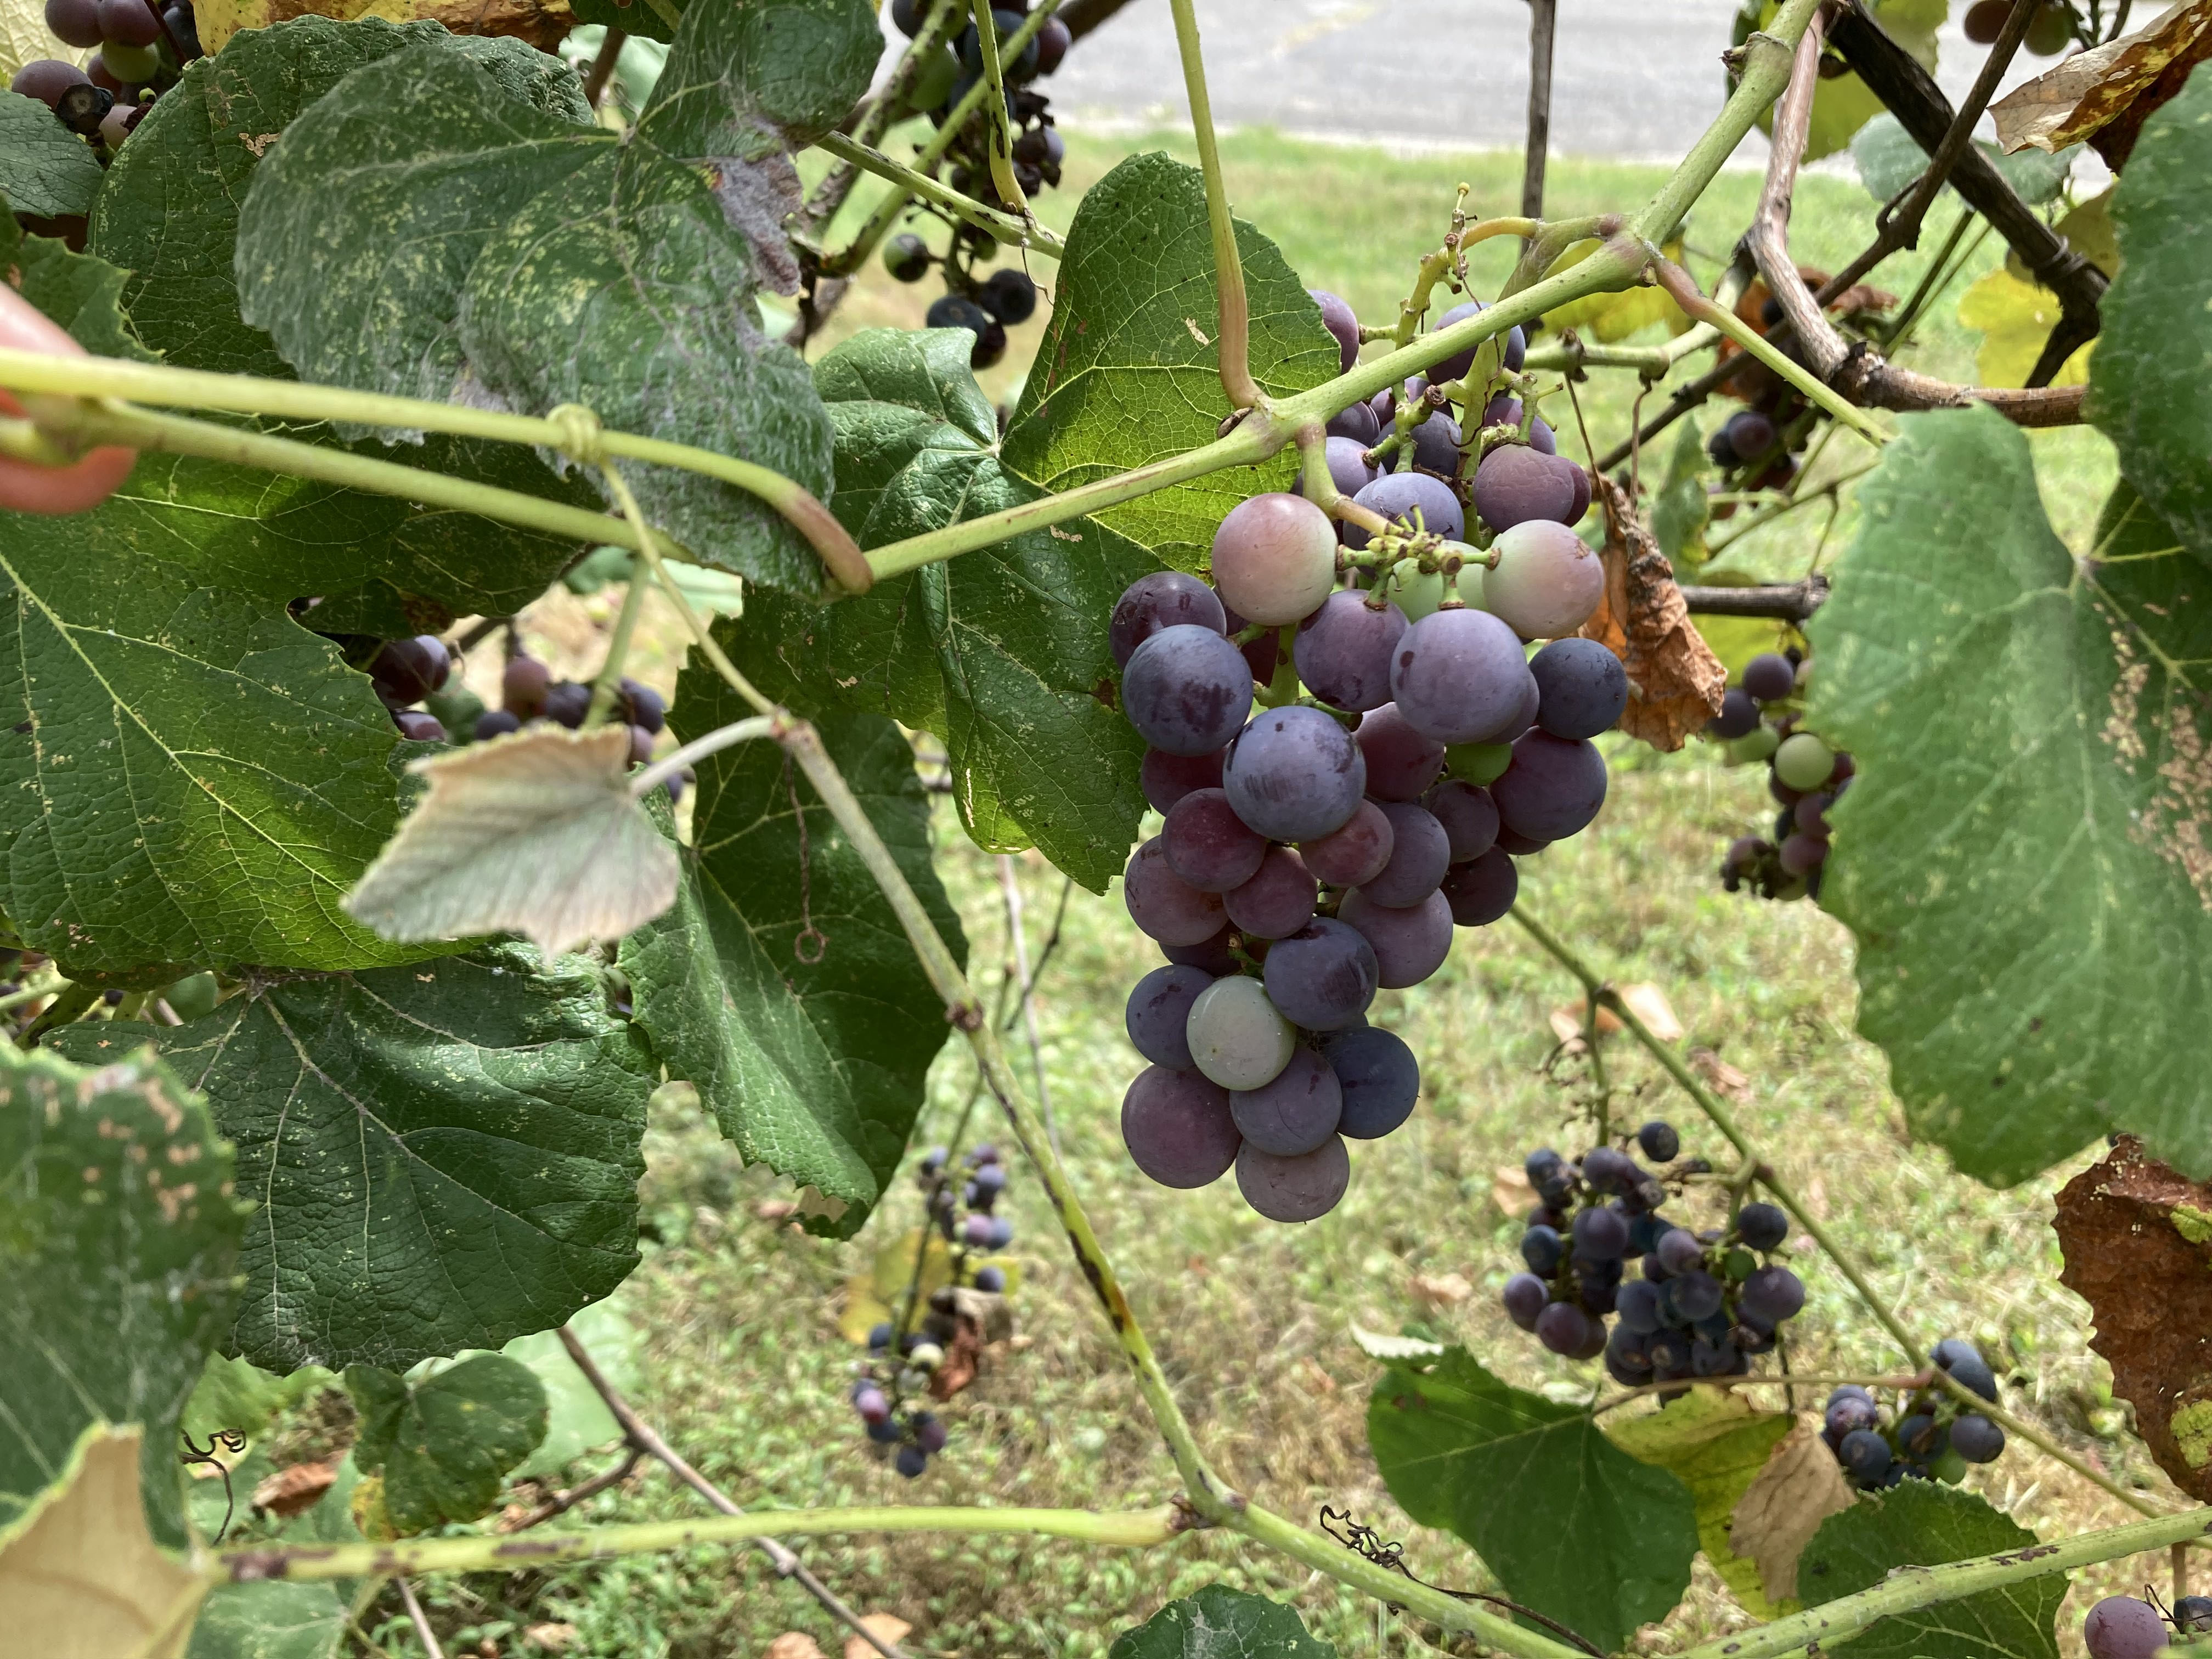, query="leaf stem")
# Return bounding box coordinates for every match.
[628,716,776,799]
[1166,0,1257,408]
[966,0,1029,216]
[814,131,1064,257]
[584,572,653,729]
